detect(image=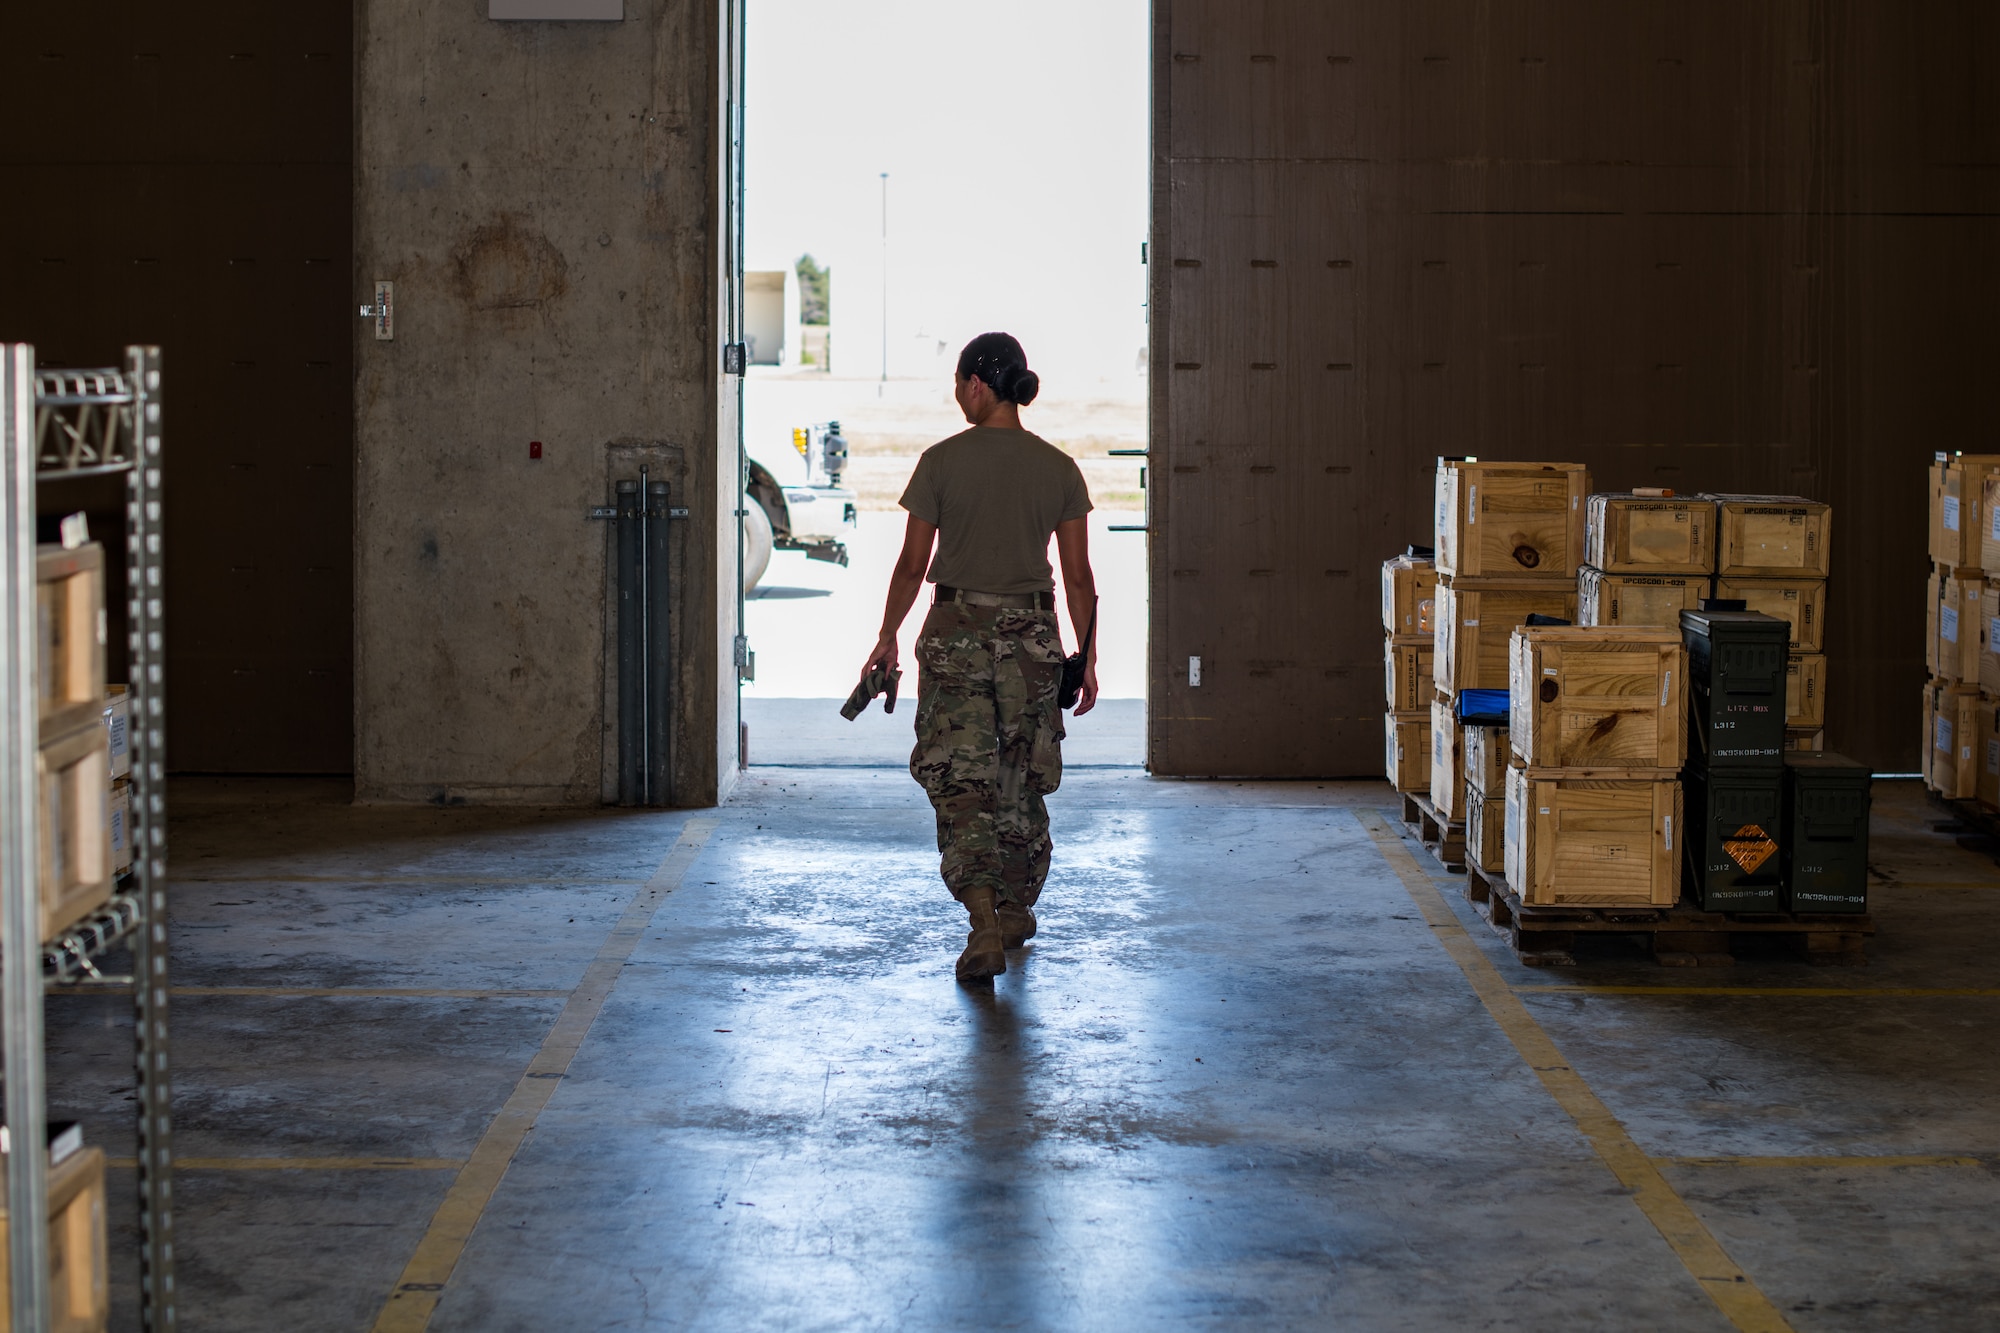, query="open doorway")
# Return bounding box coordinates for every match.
[736,0,1150,769]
